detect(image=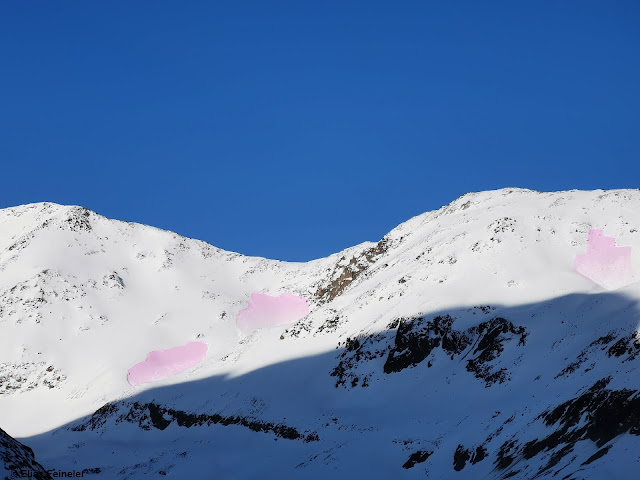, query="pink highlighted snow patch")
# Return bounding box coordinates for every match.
[236,293,309,331]
[127,341,208,386]
[574,229,634,290]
